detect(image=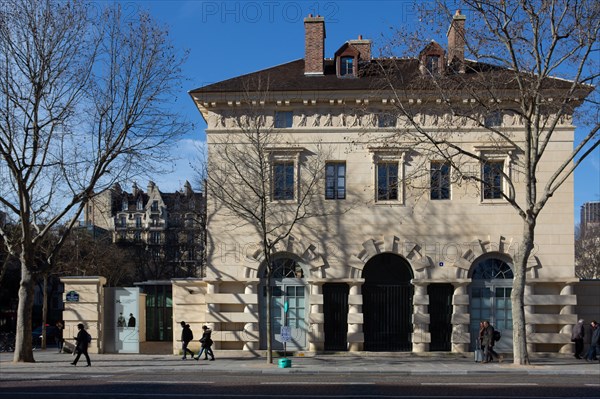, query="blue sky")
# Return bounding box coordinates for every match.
[130,0,599,224]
